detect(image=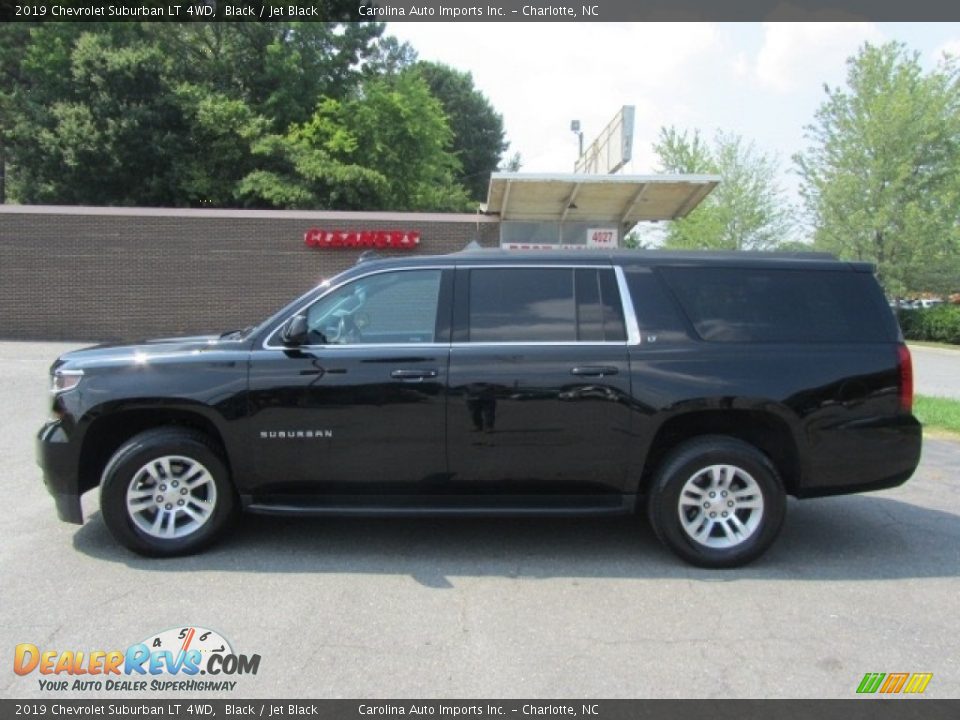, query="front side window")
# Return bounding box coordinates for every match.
[304,270,442,345]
